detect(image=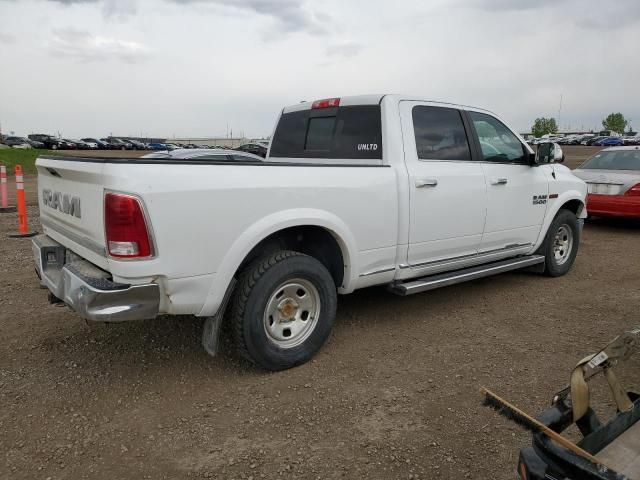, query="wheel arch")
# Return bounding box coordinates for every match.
[533,192,586,252]
[198,209,357,317]
[559,198,586,218]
